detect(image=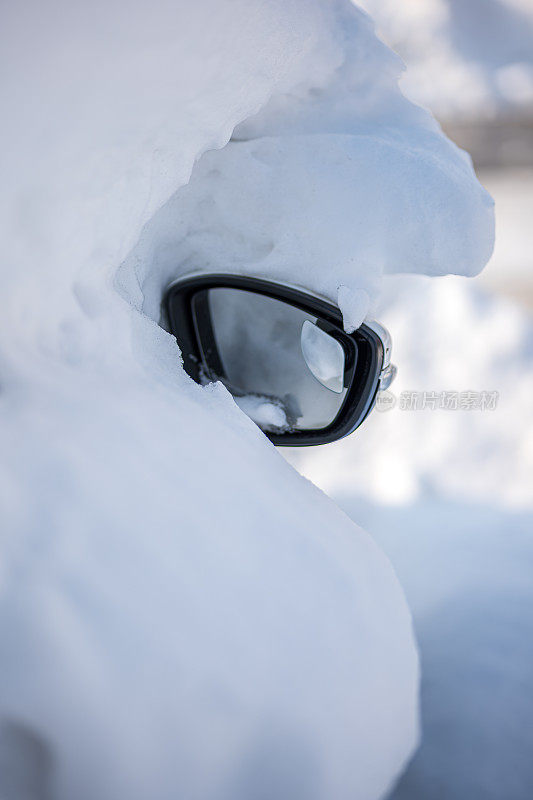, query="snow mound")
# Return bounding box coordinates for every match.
[0,1,495,799]
[123,3,493,325]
